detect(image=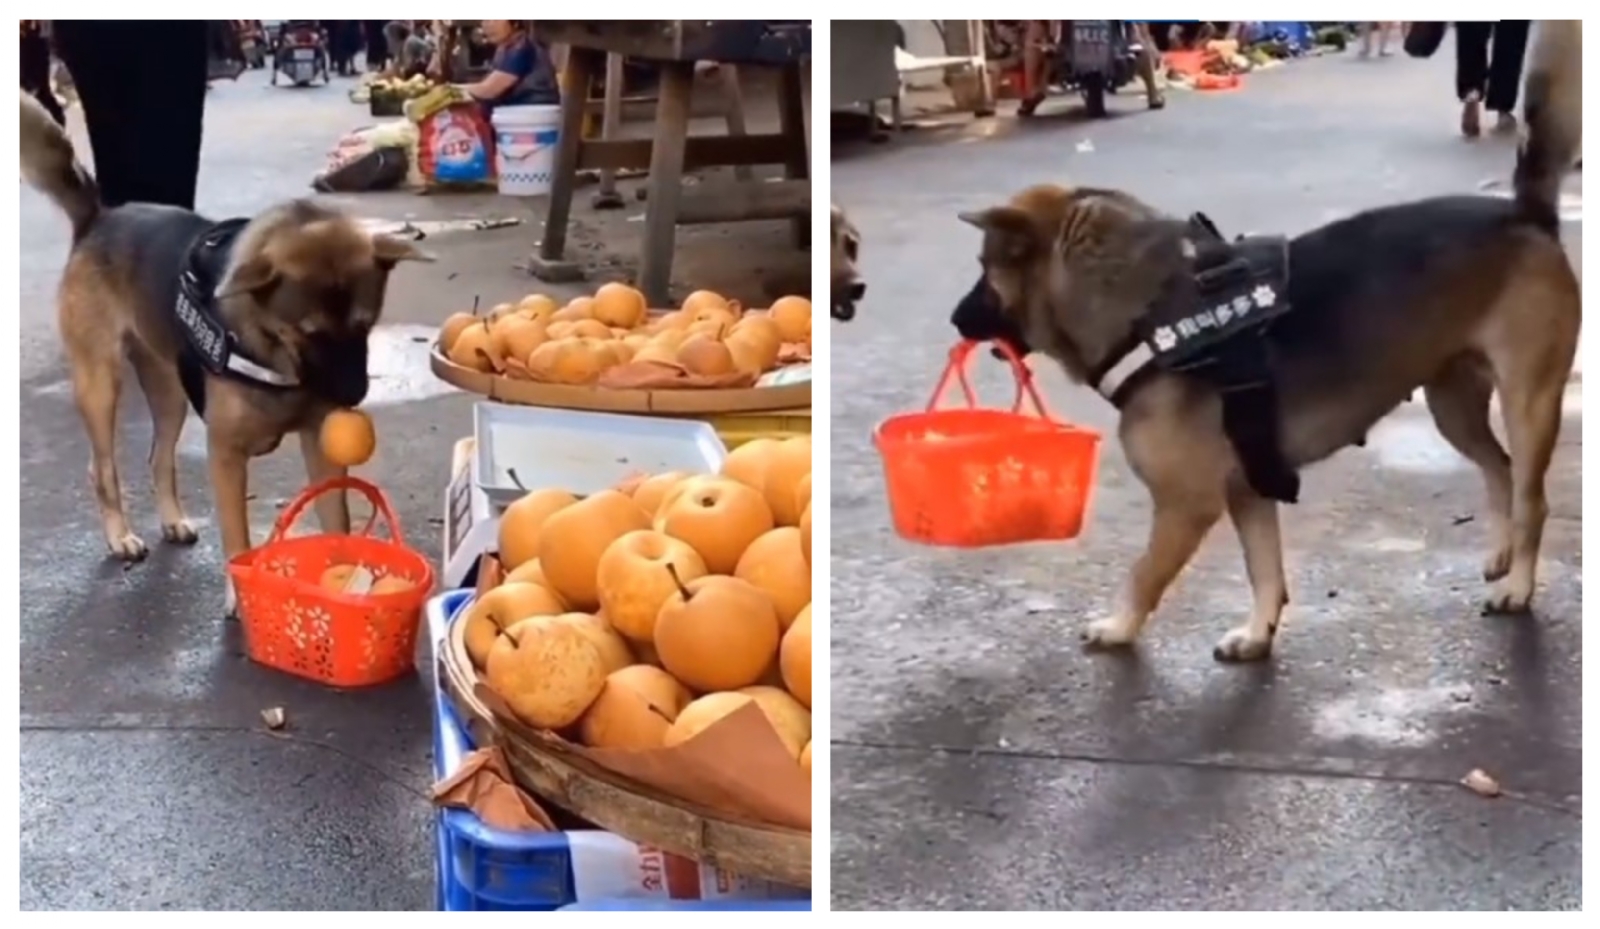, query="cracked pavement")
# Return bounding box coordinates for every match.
[829,52,1581,910]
